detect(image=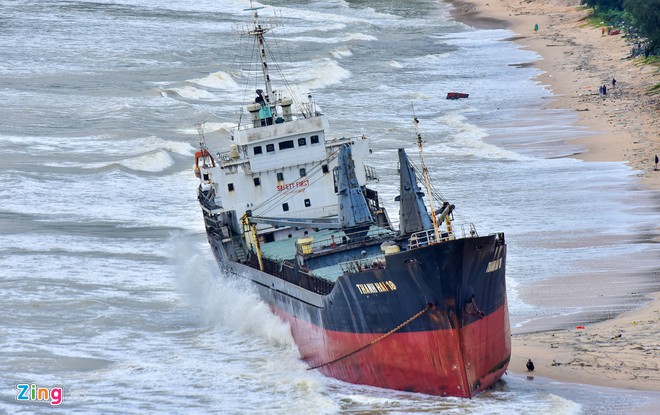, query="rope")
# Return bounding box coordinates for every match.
[307,303,432,371]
